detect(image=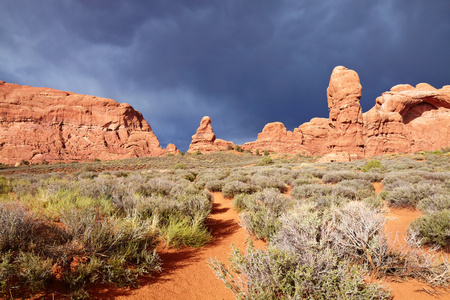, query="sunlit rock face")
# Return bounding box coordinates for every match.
[363,83,450,157]
[187,116,234,154]
[0,81,170,164]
